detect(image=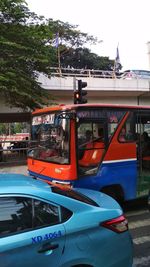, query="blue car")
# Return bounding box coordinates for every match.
[0,174,133,267]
